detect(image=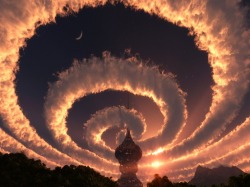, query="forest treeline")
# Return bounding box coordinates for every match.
[0,152,118,187]
[147,174,195,187]
[147,173,250,187]
[1,152,250,187]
